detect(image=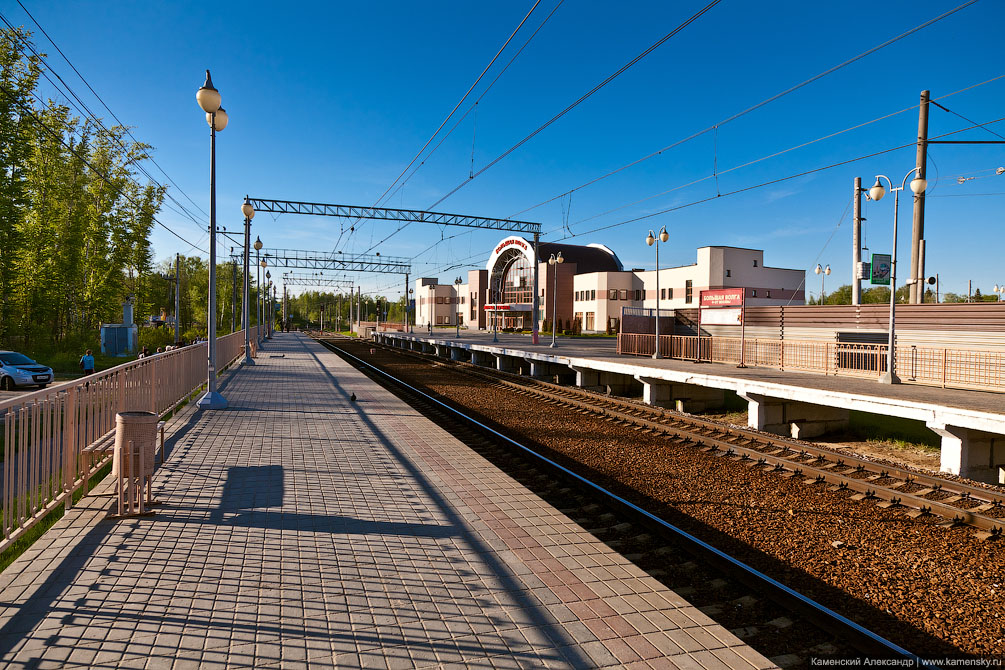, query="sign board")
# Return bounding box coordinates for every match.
[700,307,742,325]
[700,288,744,307]
[870,253,891,285]
[484,304,511,311]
